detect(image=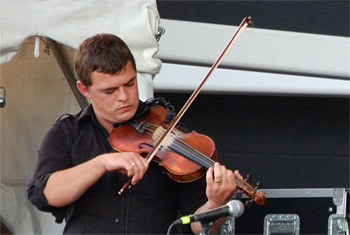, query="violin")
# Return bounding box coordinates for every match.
[110,104,266,205]
[110,16,265,206]
[110,104,218,182]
